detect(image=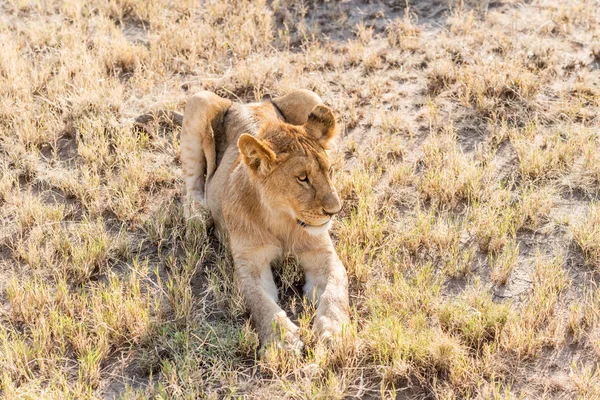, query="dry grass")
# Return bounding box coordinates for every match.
[571,203,600,269]
[1,0,600,398]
